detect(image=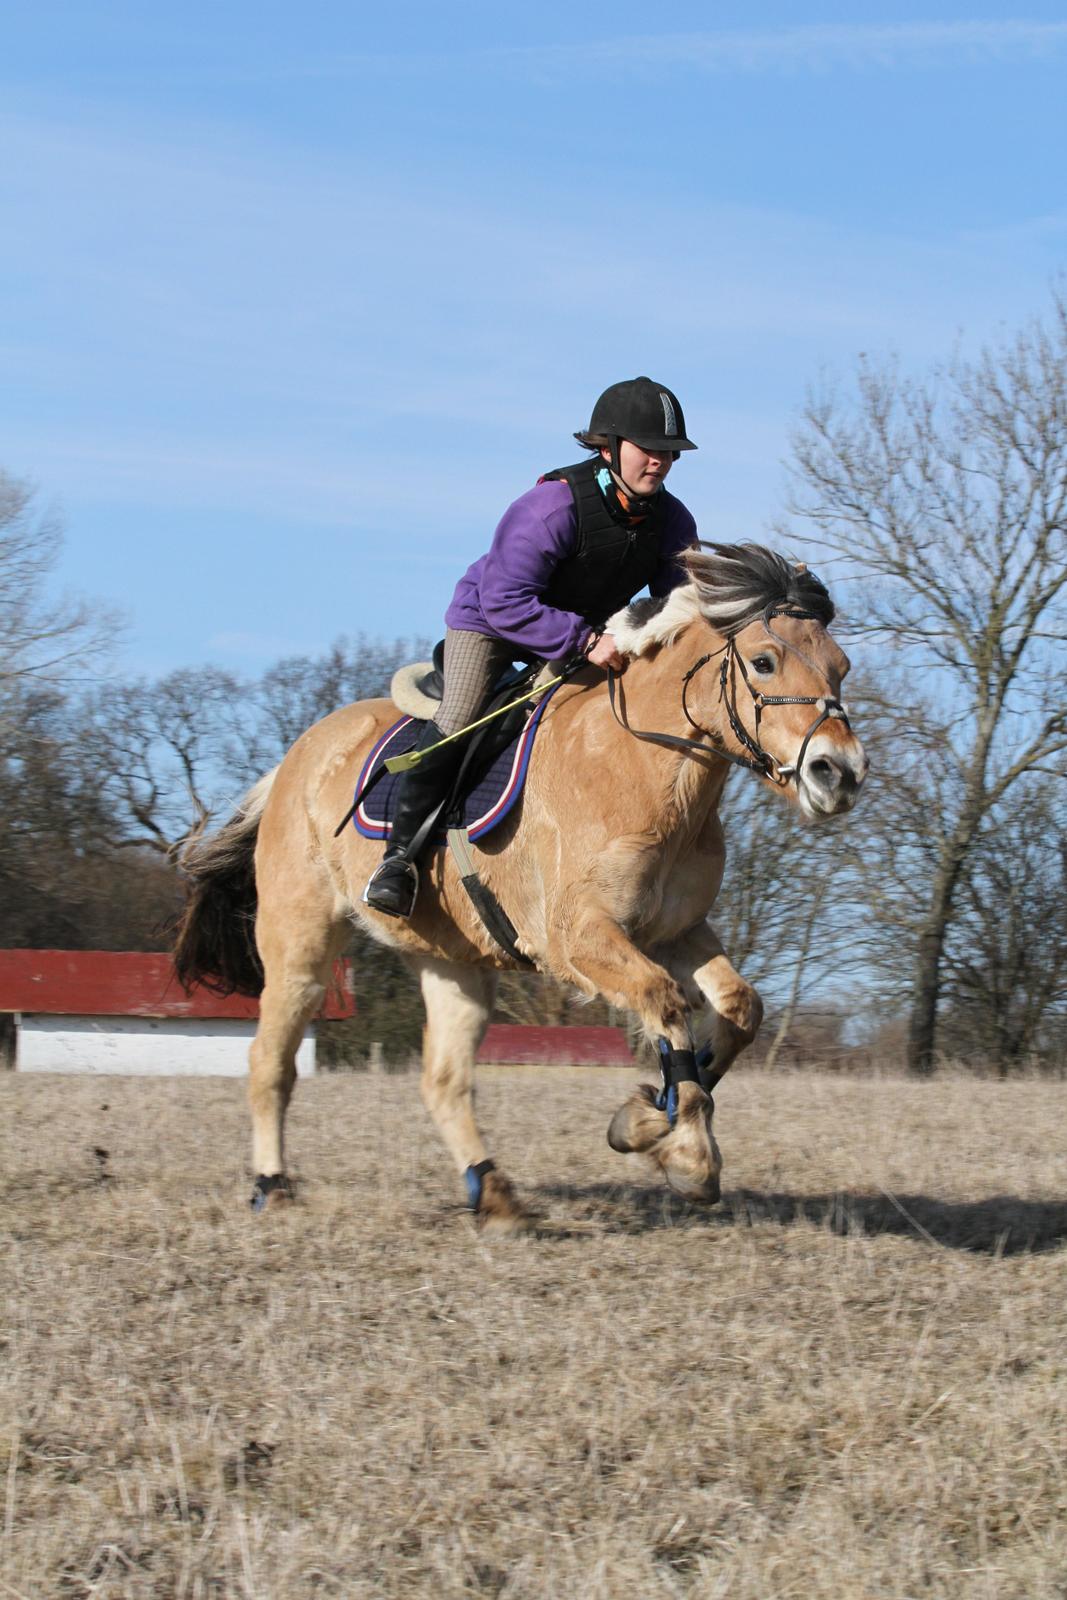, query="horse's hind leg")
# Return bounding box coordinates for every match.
[413,955,531,1233]
[249,865,348,1207]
